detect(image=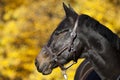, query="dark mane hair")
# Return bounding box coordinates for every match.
[78,14,120,50]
